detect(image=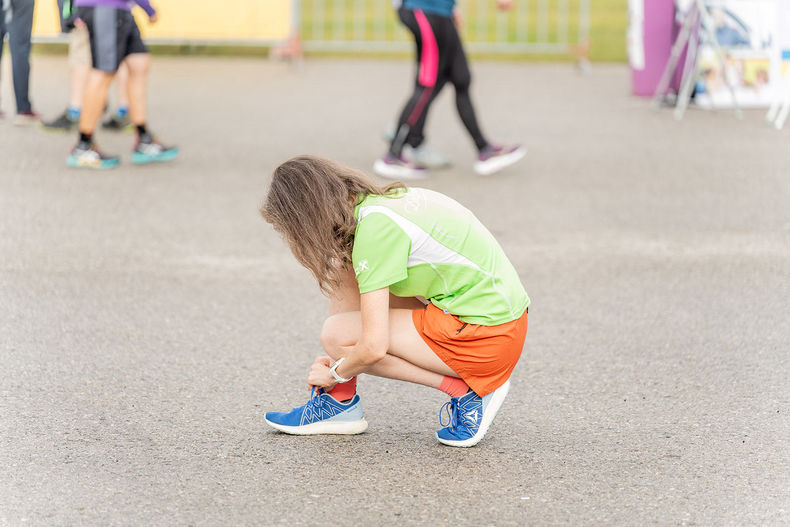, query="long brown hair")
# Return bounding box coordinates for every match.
[261,155,403,294]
